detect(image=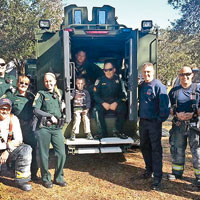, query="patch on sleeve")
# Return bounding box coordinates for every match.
[33,93,40,106]
[95,79,100,86]
[115,80,119,83]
